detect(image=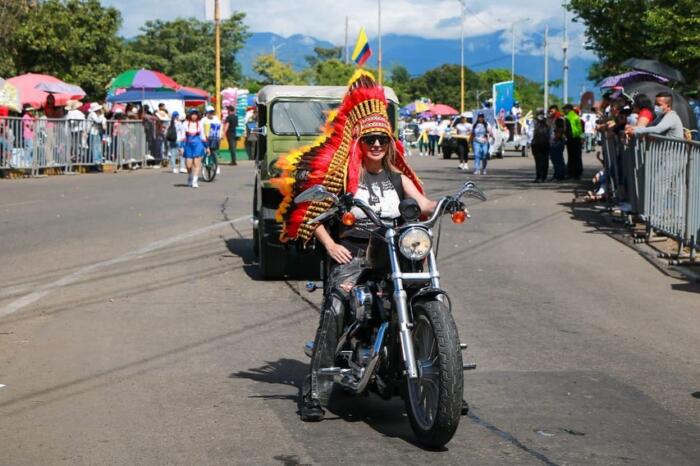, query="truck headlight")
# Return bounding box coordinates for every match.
[398,227,432,261]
